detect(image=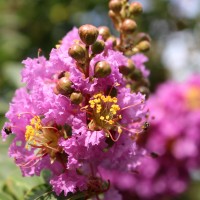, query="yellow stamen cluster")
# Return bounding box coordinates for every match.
[89,93,121,127]
[25,116,42,146]
[24,116,65,163]
[185,87,200,110]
